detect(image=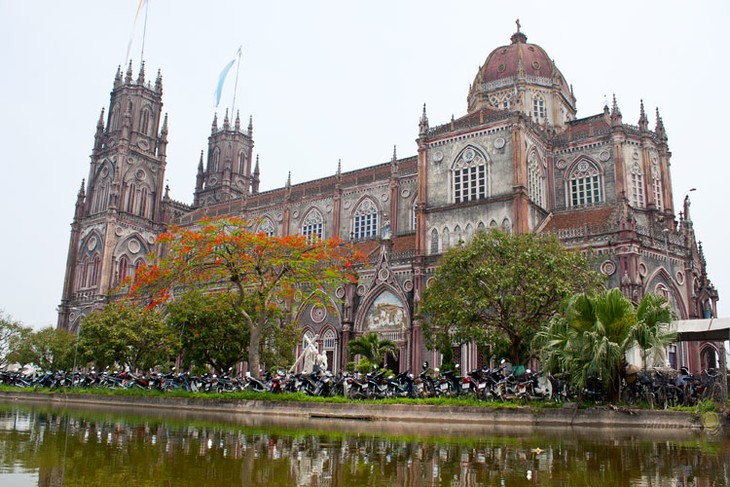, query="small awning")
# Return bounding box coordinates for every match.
[670,318,730,342]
